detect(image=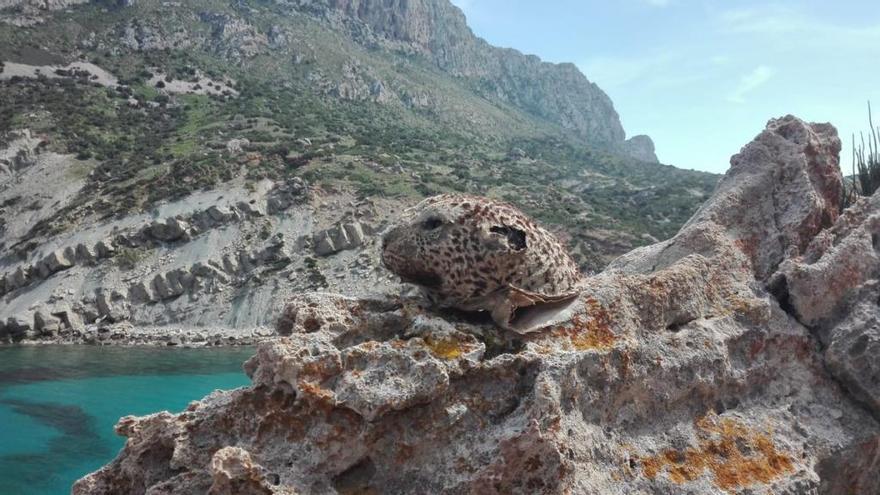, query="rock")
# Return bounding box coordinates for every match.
[95,289,127,322]
[225,138,250,154]
[235,200,264,217]
[75,243,97,264]
[343,222,365,247]
[266,177,309,214]
[208,447,290,495]
[6,314,33,341]
[72,117,880,494]
[772,191,880,417]
[33,309,62,336]
[37,249,74,278]
[166,268,194,296]
[94,238,116,258]
[221,254,240,275]
[52,304,84,333]
[6,265,31,291]
[128,280,155,304]
[312,230,336,256]
[151,273,175,300]
[192,261,229,284]
[148,218,190,242]
[622,134,658,162]
[205,205,236,223]
[237,251,256,272]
